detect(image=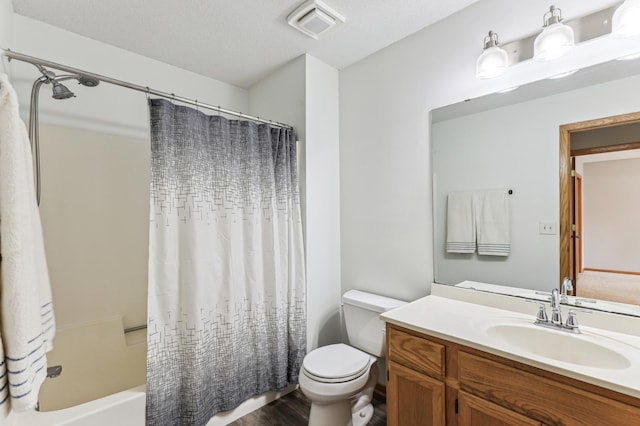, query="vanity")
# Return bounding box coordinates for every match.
[381,285,640,425]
